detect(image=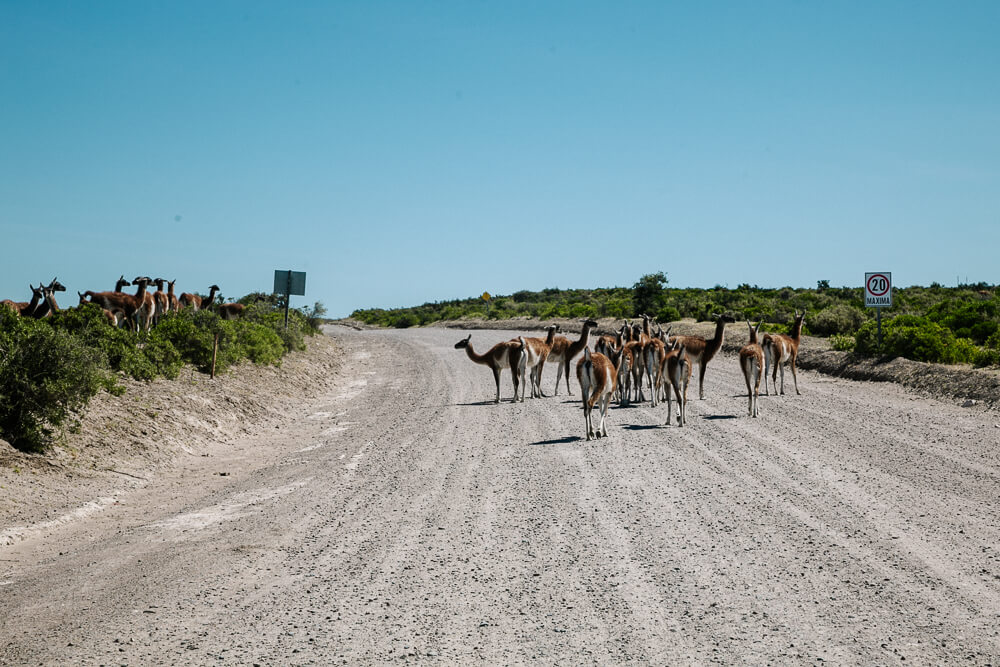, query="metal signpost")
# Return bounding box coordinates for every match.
[274,270,307,328]
[865,271,892,347]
